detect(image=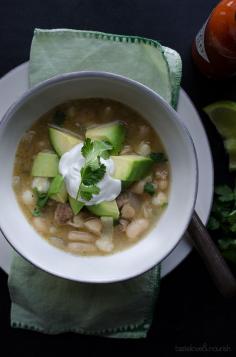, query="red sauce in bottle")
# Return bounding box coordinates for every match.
[192,0,236,78]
